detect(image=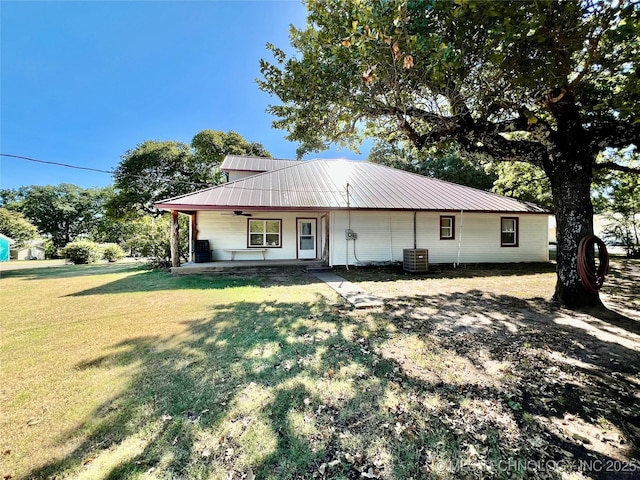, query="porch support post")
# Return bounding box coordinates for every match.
[170,210,180,268]
[190,212,198,263]
[324,213,330,265]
